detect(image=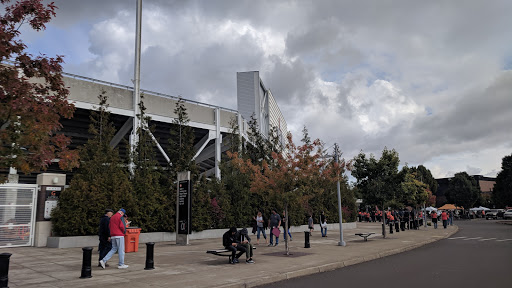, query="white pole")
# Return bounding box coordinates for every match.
[335,143,346,246]
[130,0,142,174]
